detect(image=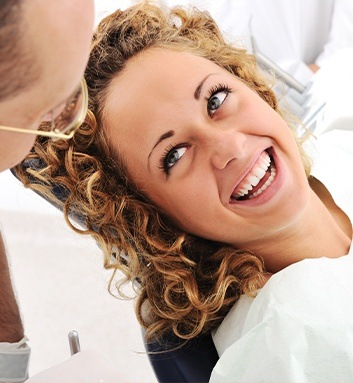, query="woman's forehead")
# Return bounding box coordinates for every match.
[104,49,227,111]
